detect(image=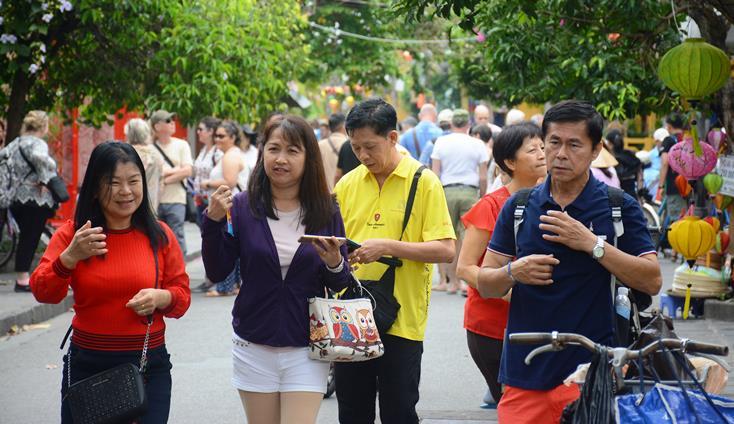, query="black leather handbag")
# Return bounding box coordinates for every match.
[62,250,158,424]
[341,166,425,334]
